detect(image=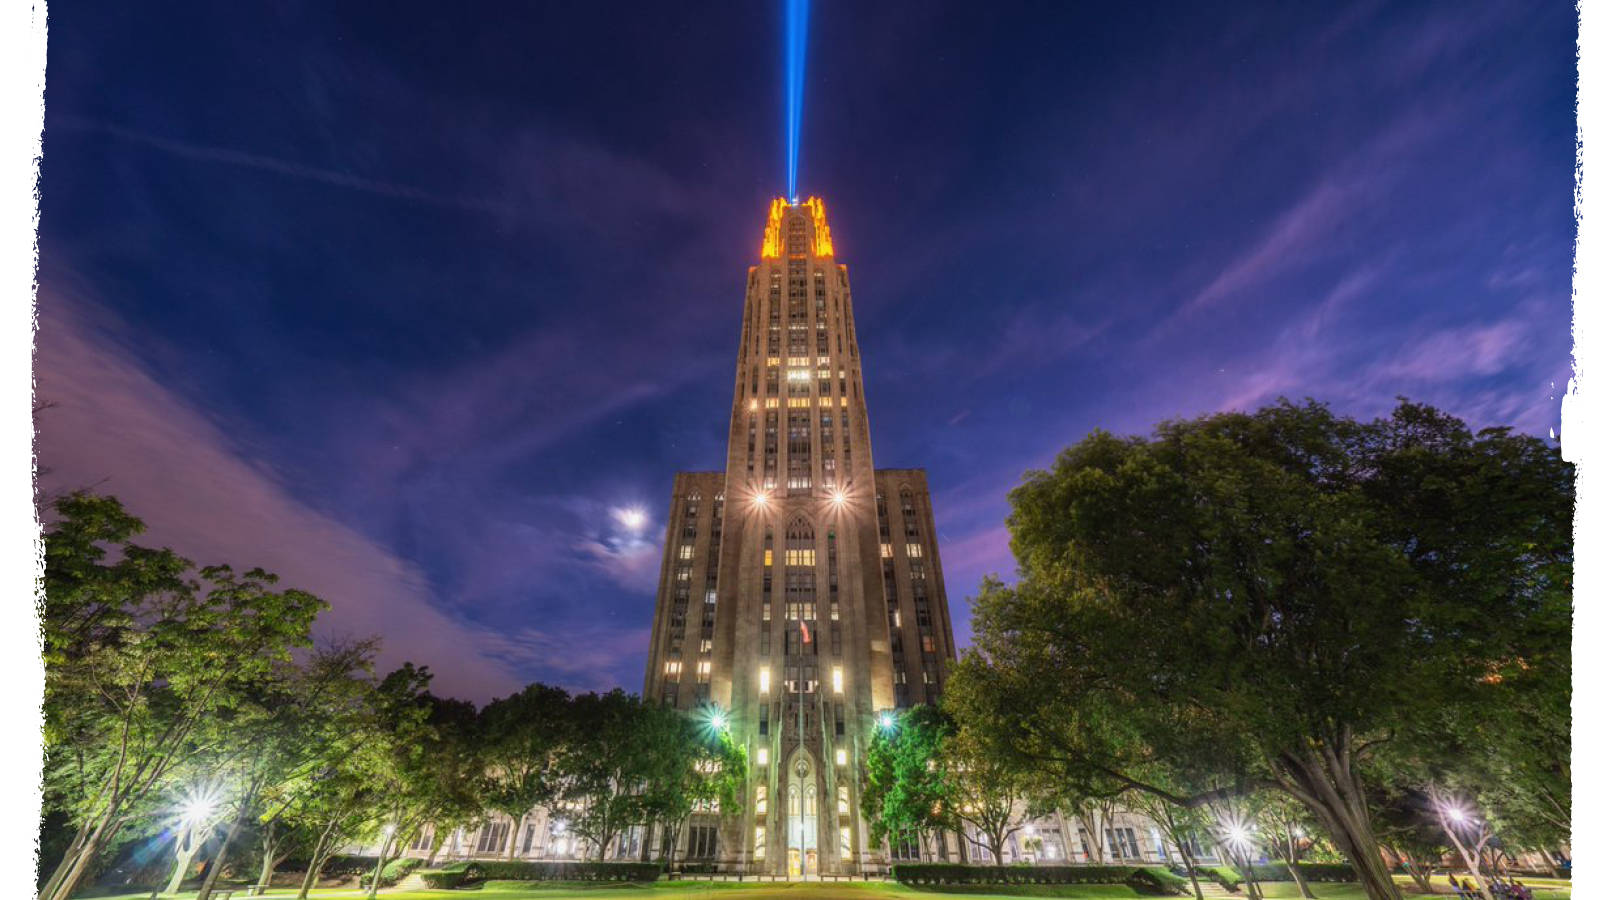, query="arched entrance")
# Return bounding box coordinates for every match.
[784,751,819,878]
